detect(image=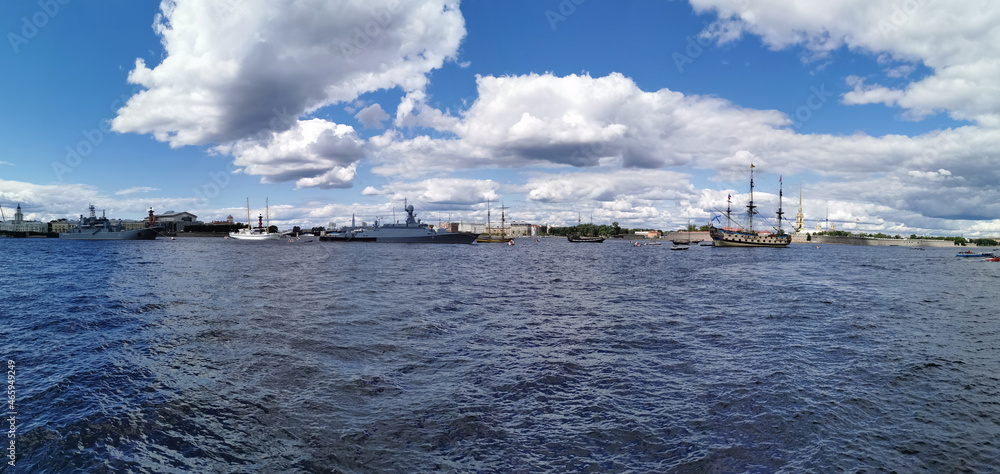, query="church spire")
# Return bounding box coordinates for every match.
[794,186,805,233]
